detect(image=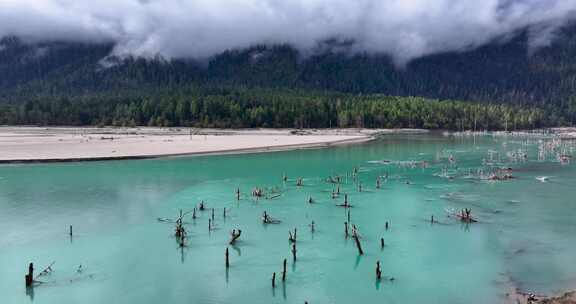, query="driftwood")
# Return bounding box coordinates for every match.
[229,230,242,245]
[175,220,186,238]
[352,224,361,239]
[268,194,282,200]
[353,234,364,255]
[352,226,364,255]
[262,212,281,224]
[338,195,352,208]
[35,261,55,279]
